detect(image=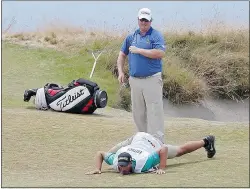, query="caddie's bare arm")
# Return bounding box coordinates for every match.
[108,135,134,153]
[85,151,106,175]
[154,146,168,174]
